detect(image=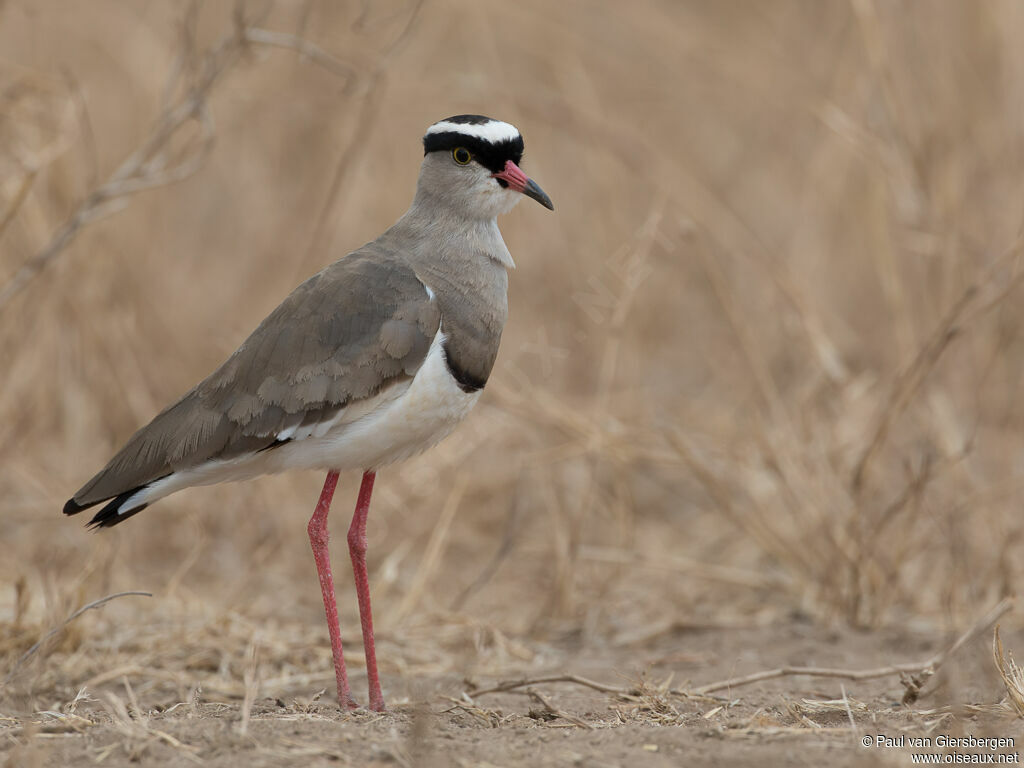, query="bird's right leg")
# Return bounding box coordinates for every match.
[307,470,358,709]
